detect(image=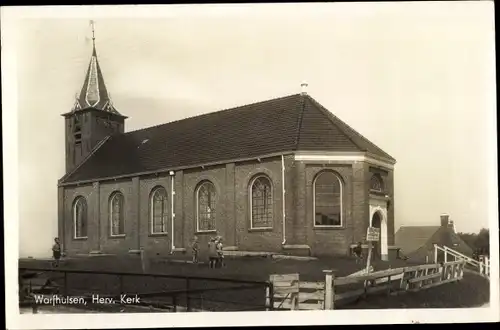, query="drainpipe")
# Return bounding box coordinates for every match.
[281,155,286,245]
[169,171,175,252]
